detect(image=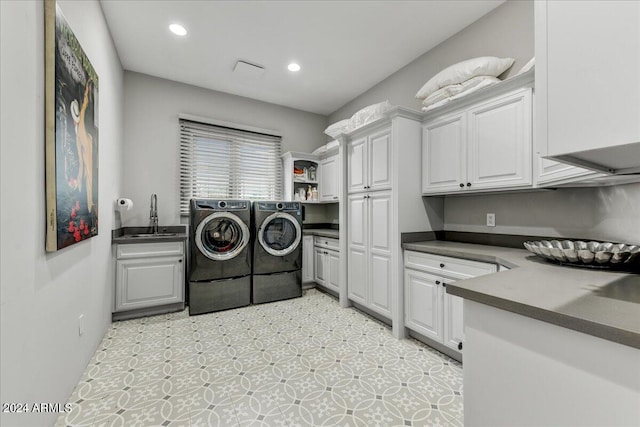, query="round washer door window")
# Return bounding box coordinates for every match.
[195,212,250,261]
[258,212,301,257]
